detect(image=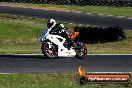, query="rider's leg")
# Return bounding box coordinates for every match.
[62,32,73,49]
